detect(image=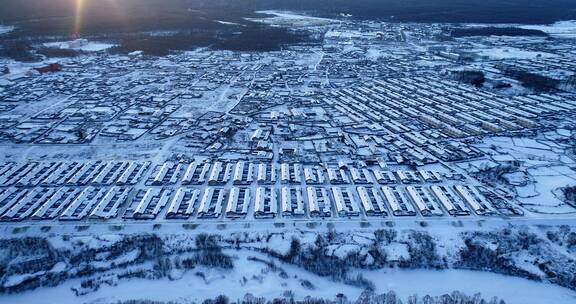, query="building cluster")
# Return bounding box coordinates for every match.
[0,158,522,222]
